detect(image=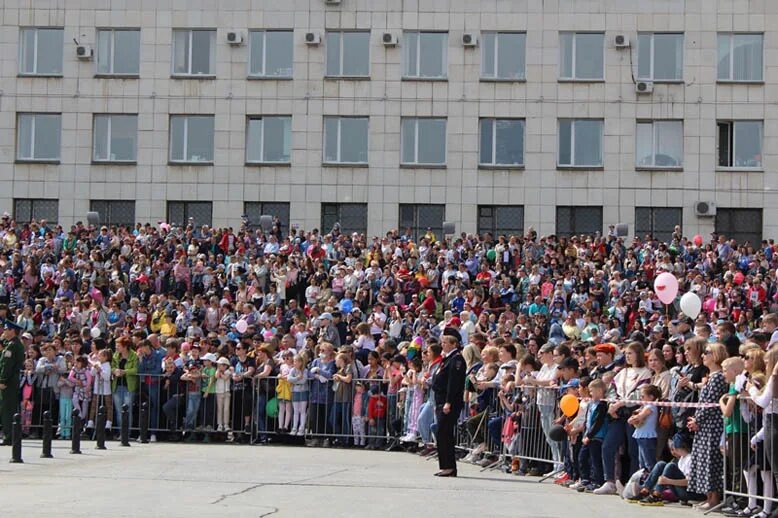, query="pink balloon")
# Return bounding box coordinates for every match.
[235,320,248,334]
[703,297,716,314]
[654,272,679,305]
[693,234,703,247]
